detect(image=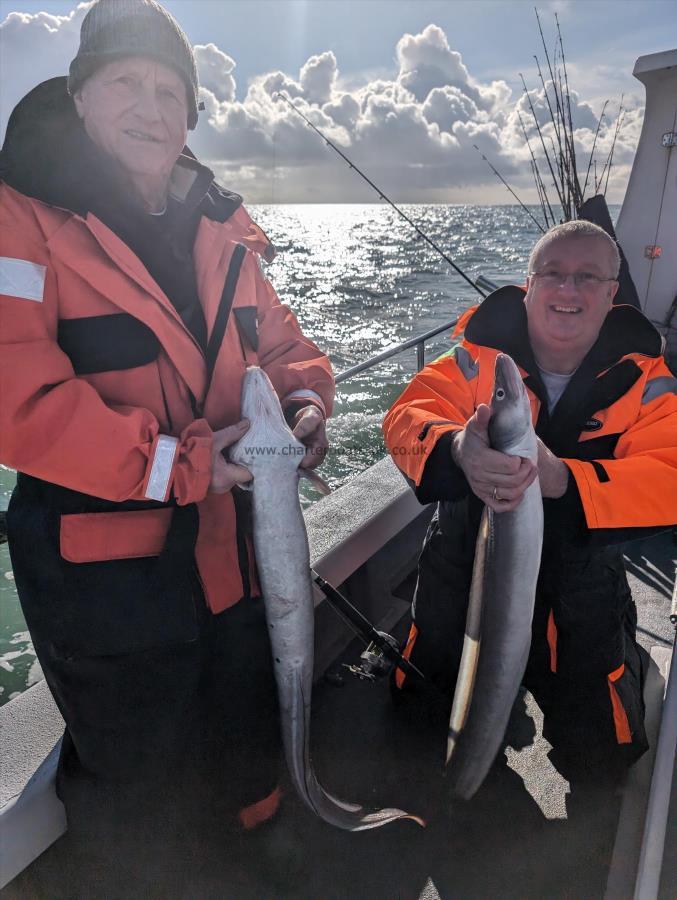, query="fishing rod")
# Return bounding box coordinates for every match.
[582,100,608,201]
[312,570,426,683]
[274,91,486,299]
[472,144,545,234]
[518,108,555,227]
